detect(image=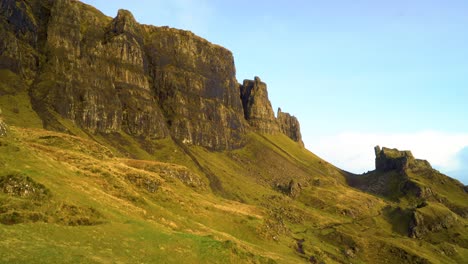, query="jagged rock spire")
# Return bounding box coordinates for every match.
[239,76,279,133]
